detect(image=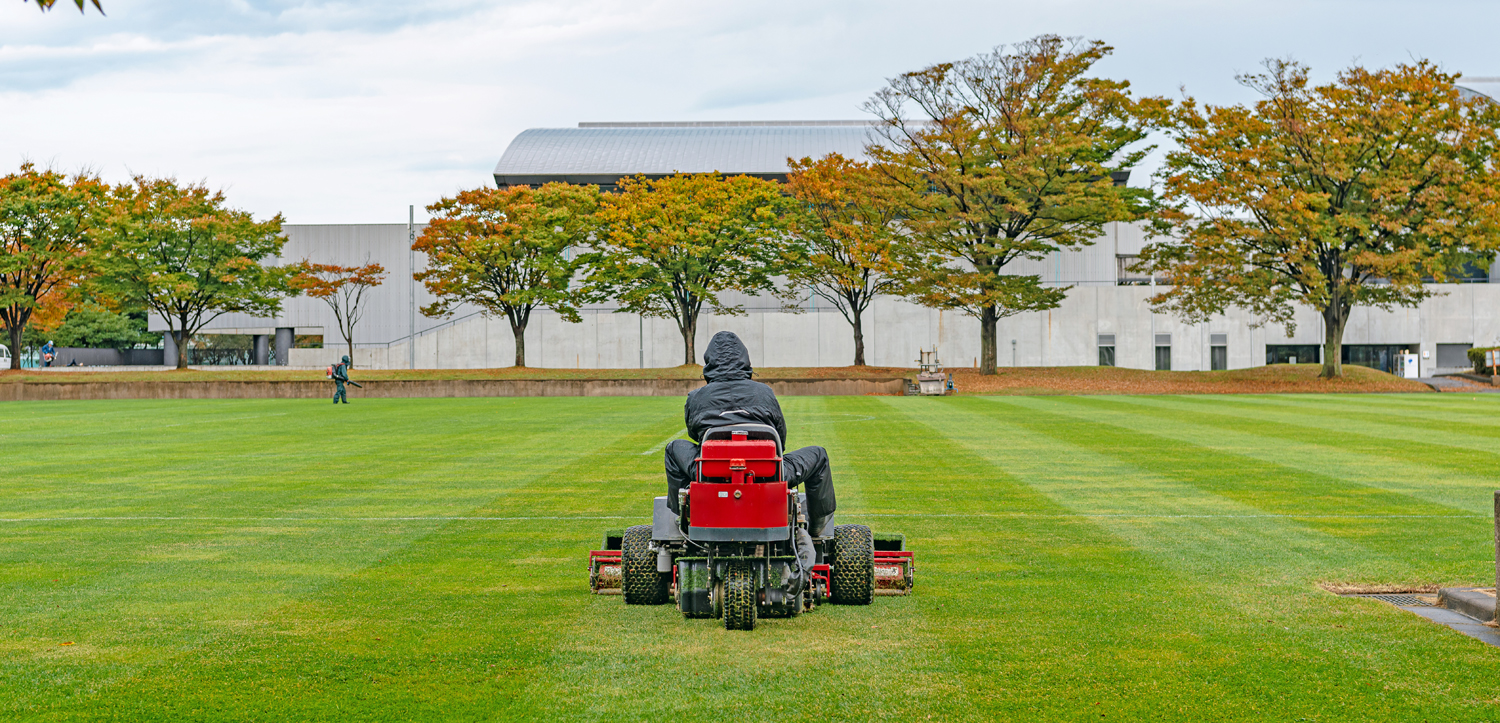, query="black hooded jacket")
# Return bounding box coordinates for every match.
[685,332,787,445]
